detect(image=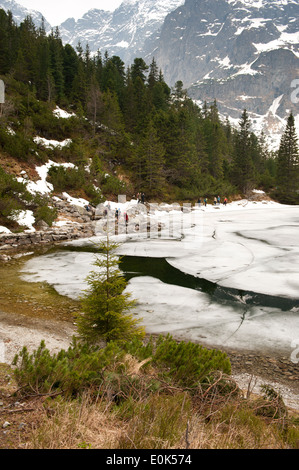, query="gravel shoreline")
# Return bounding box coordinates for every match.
[0,308,298,412]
